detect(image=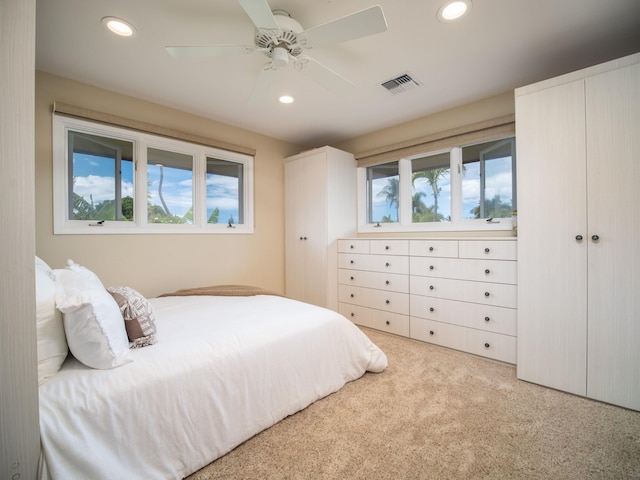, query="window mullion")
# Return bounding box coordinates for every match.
[450,147,462,223]
[136,140,148,227]
[398,158,412,226]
